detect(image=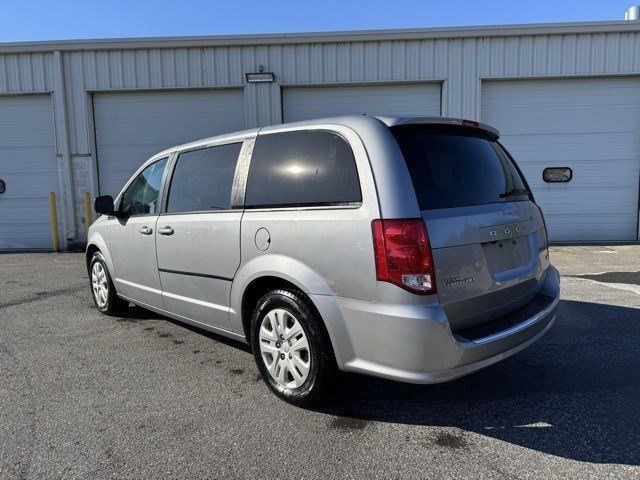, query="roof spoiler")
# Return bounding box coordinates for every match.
[376,115,500,140]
